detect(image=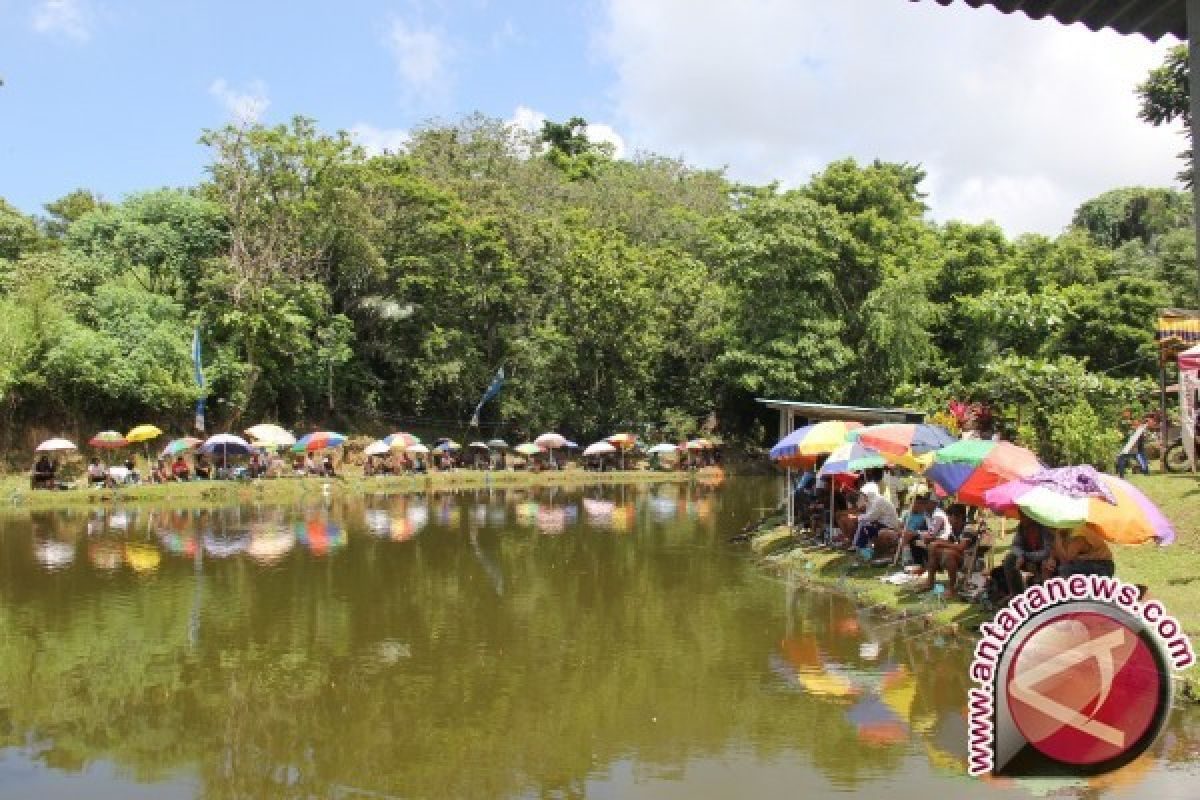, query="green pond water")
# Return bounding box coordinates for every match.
[0,477,1196,799]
